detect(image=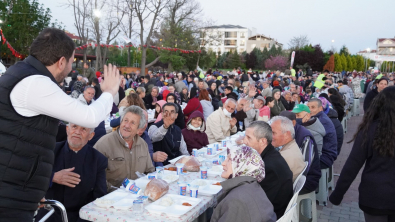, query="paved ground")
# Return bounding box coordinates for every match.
[317,104,365,222]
